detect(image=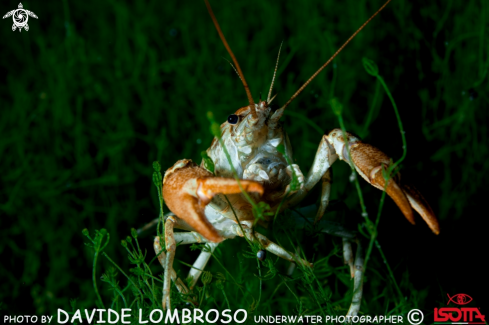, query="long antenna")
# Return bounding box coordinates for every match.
[281,0,392,110]
[267,42,283,103]
[204,0,256,117]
